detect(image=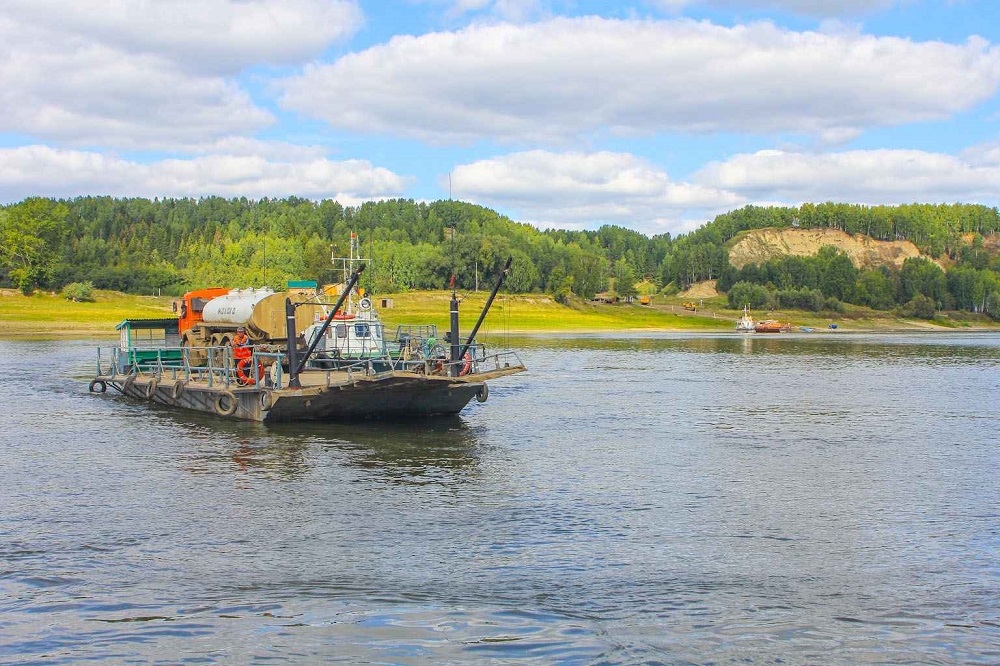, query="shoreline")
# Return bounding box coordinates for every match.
[3,288,998,341]
[2,323,998,342]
